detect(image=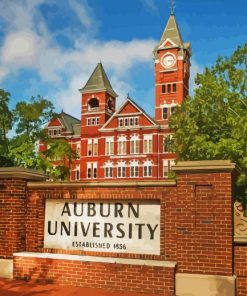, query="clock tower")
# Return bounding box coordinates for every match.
[154,12,191,124]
